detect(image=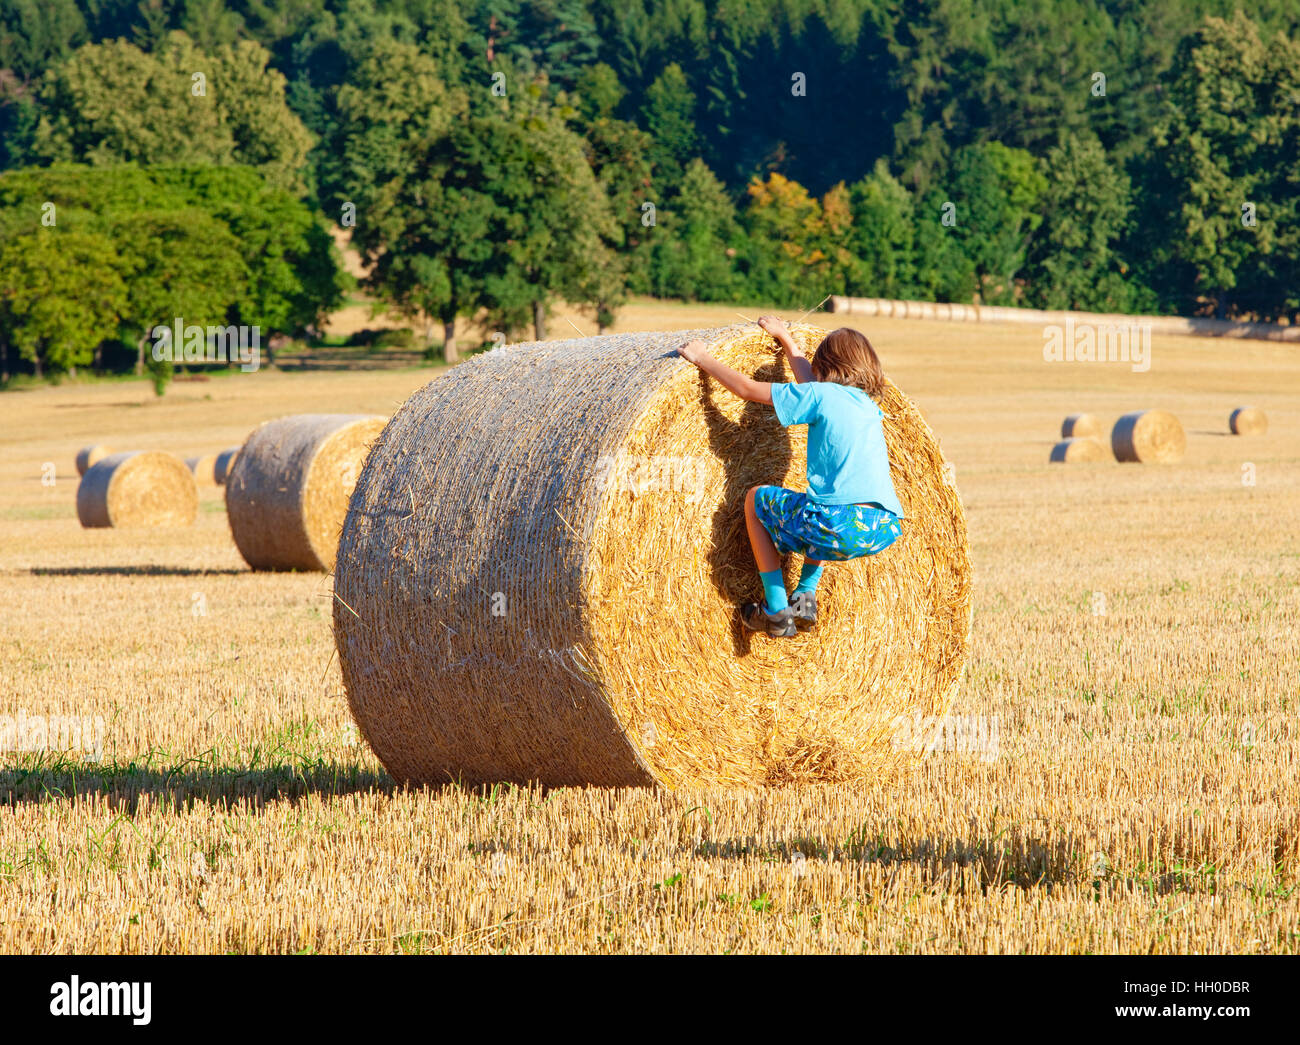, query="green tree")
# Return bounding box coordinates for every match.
[640,62,697,188]
[31,31,312,191]
[649,158,742,302]
[0,229,126,378]
[362,114,500,361]
[362,94,617,359]
[845,159,917,298]
[218,188,347,337]
[110,209,249,389]
[1025,135,1135,312]
[0,163,346,365]
[574,61,625,121]
[0,78,39,170]
[331,39,466,216]
[935,141,1046,303]
[577,67,654,315]
[177,0,246,48]
[478,0,601,90]
[1142,12,1300,319]
[0,0,87,82]
[484,83,620,339]
[912,189,976,302]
